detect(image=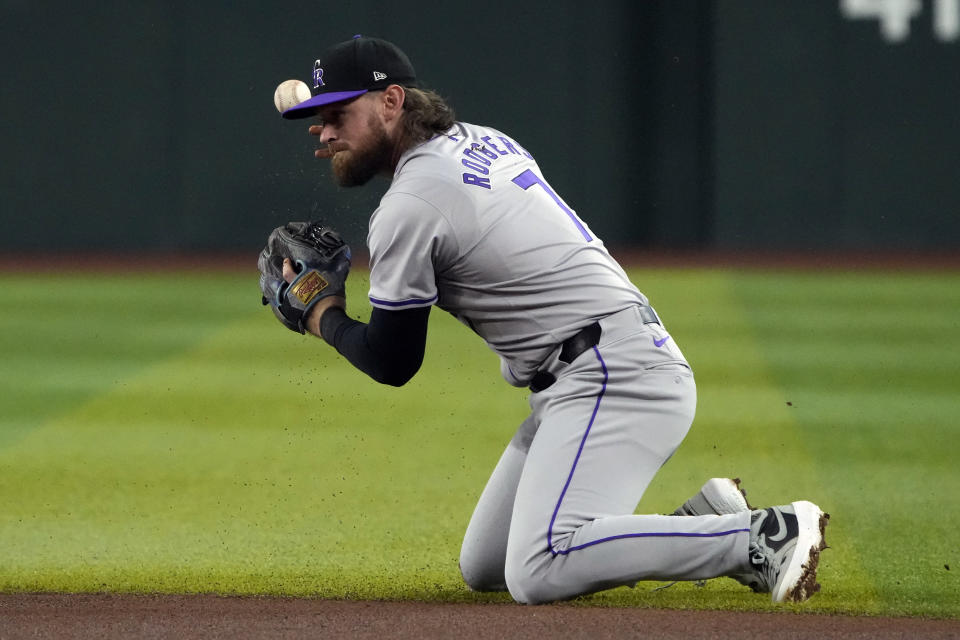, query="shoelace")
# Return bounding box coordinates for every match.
[747,535,778,591]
